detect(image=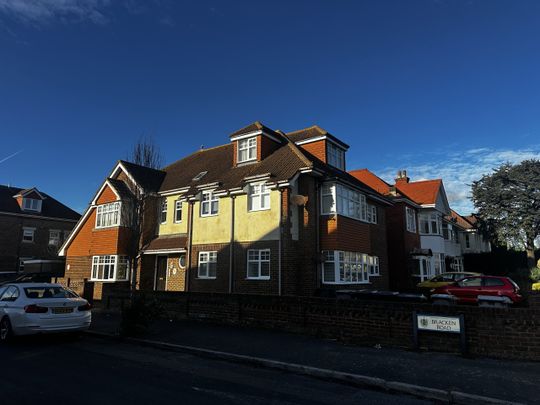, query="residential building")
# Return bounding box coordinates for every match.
[447,210,491,255]
[0,185,80,281]
[349,169,422,290]
[60,122,392,299]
